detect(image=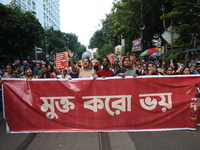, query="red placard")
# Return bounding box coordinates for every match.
[119,56,125,65]
[56,52,68,71]
[2,76,200,133]
[108,54,115,64]
[130,56,136,63]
